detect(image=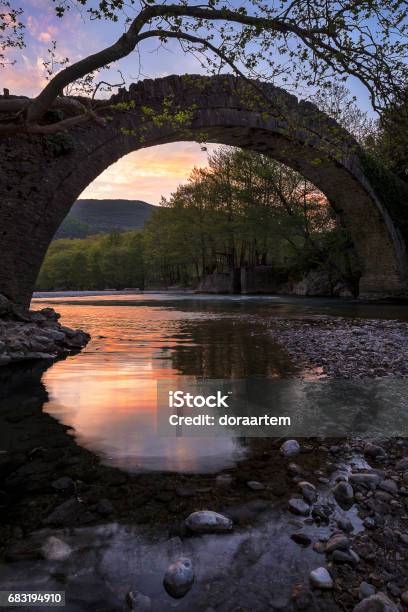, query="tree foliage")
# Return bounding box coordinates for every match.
[37,148,361,294]
[1,0,407,136]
